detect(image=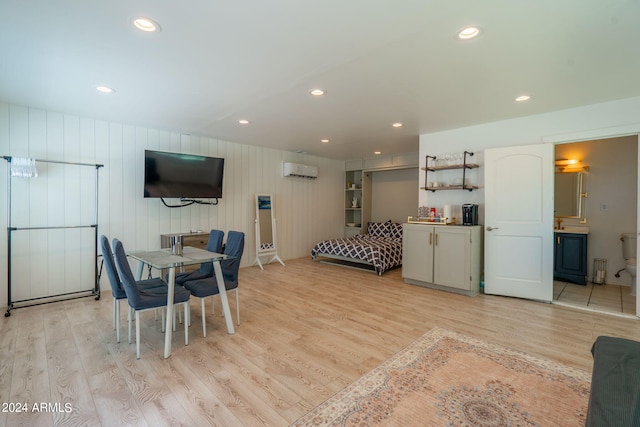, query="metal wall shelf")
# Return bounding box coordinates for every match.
[421,151,478,192]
